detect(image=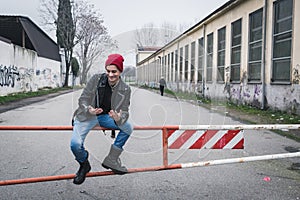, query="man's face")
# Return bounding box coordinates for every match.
[106,65,121,85]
